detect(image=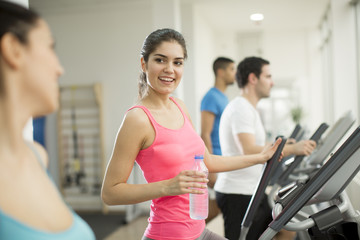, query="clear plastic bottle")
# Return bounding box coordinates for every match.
[189,154,209,220]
